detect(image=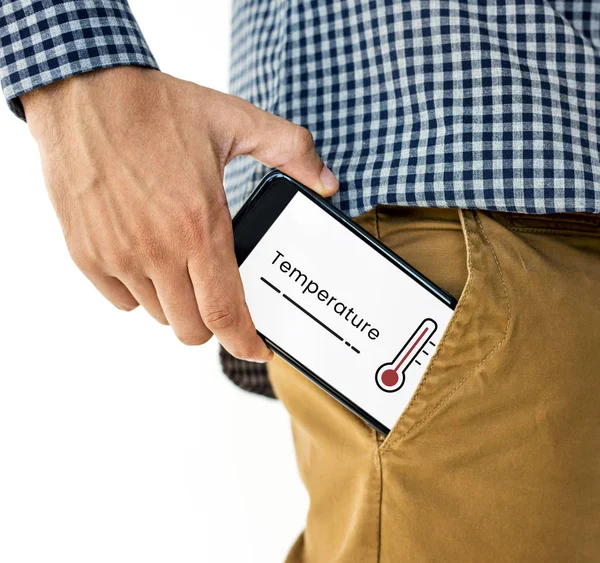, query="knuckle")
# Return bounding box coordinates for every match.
[294,126,315,153]
[106,249,136,274]
[140,238,168,270]
[125,227,164,269]
[106,234,158,274]
[180,213,207,248]
[68,246,93,270]
[229,341,260,362]
[203,306,235,331]
[178,331,212,347]
[115,302,138,313]
[207,221,233,252]
[181,200,229,250]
